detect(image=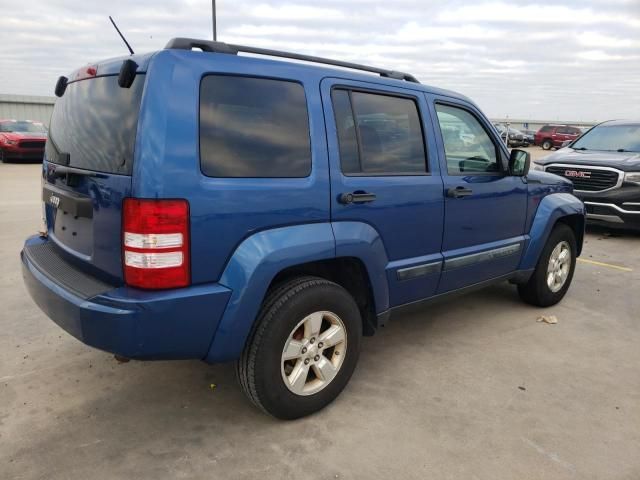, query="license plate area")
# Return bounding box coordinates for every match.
[43,184,94,256]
